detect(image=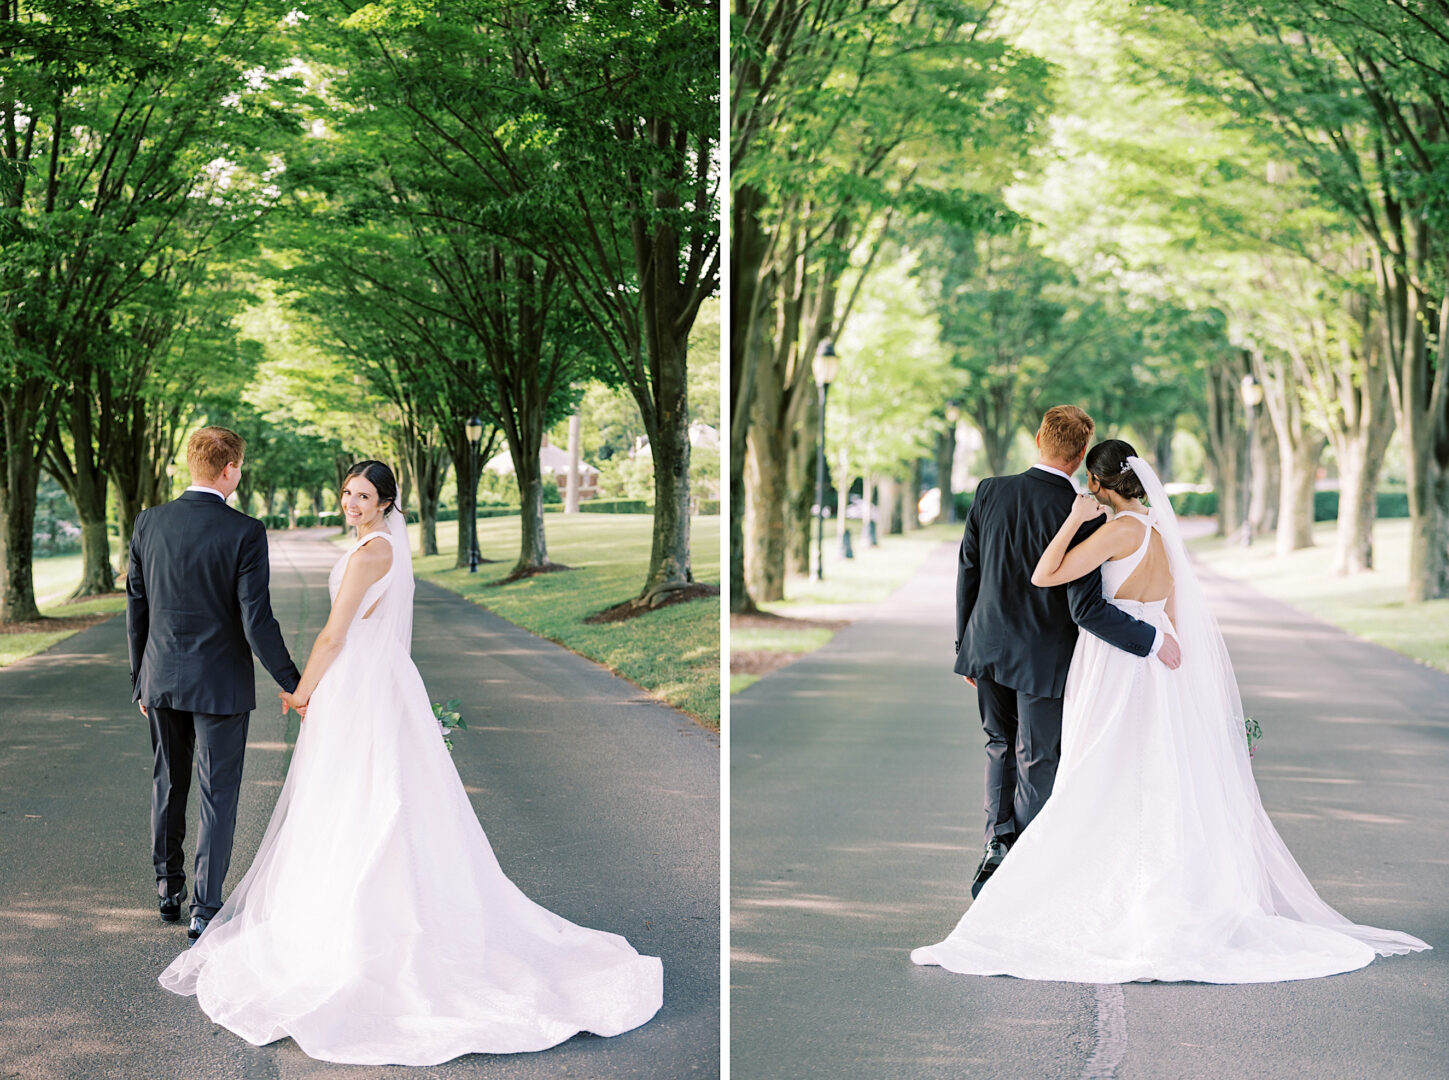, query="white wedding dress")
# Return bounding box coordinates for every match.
[912,458,1430,984]
[160,513,663,1064]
